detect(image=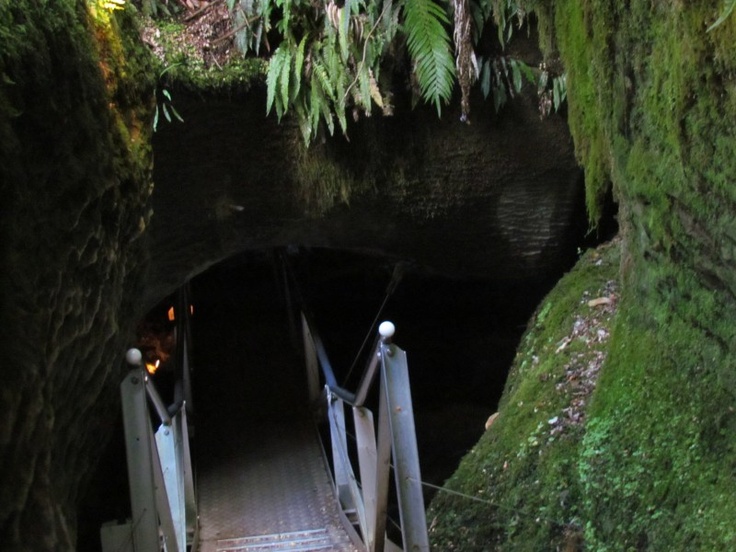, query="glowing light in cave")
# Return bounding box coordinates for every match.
[145,359,160,375]
[167,305,194,322]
